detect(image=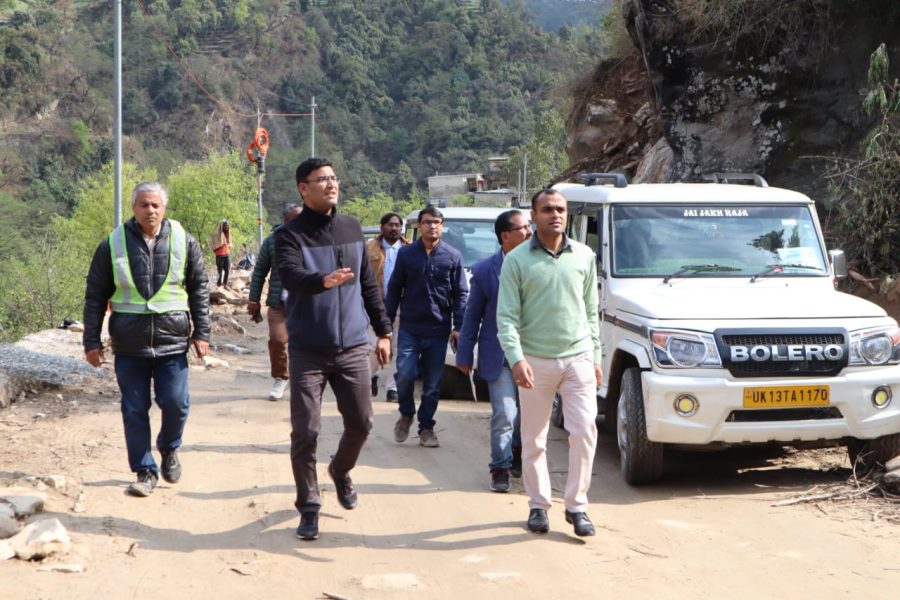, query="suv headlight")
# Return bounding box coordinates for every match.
[849,327,900,365]
[650,329,722,368]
